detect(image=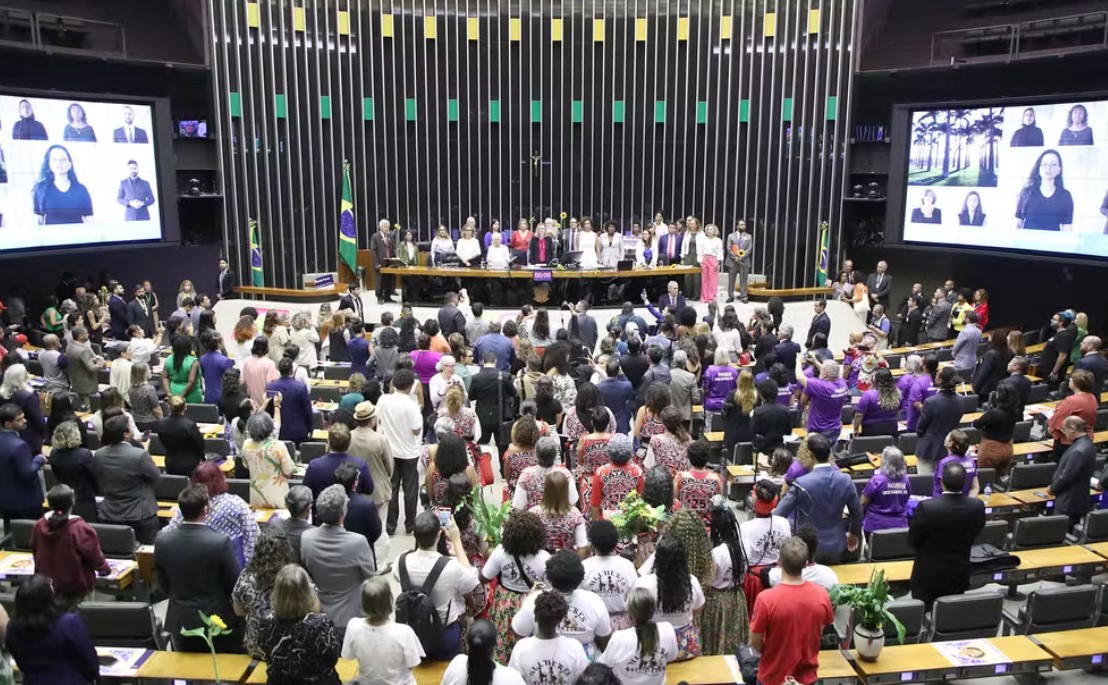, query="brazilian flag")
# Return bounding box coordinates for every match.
[249,219,264,287]
[339,161,358,273]
[816,221,830,287]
